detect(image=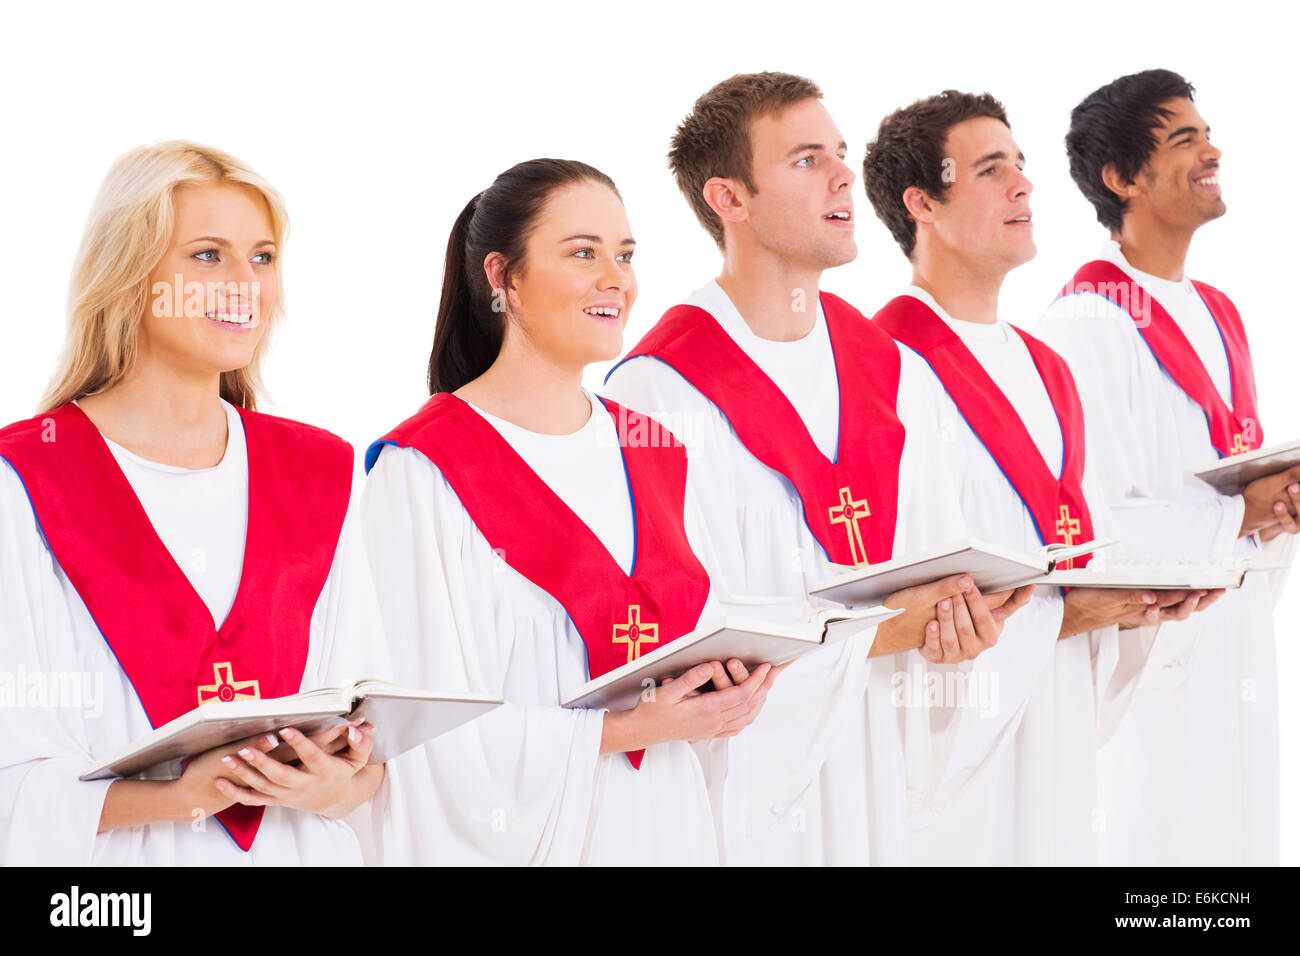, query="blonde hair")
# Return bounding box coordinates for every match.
[40,140,289,413]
